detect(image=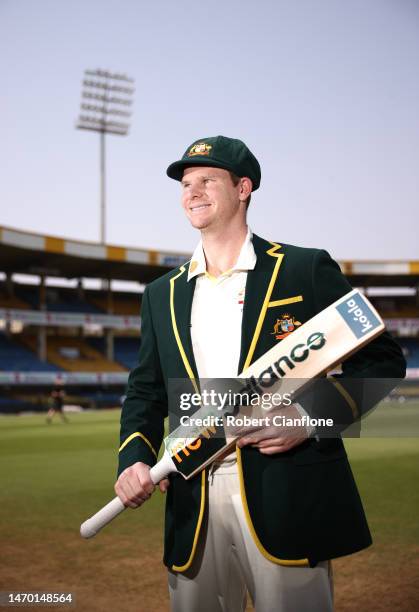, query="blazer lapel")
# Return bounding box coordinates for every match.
[169,263,199,383]
[238,234,284,373]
